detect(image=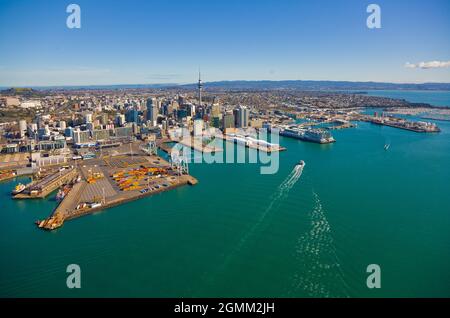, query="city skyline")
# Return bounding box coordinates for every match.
[0,0,449,86]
